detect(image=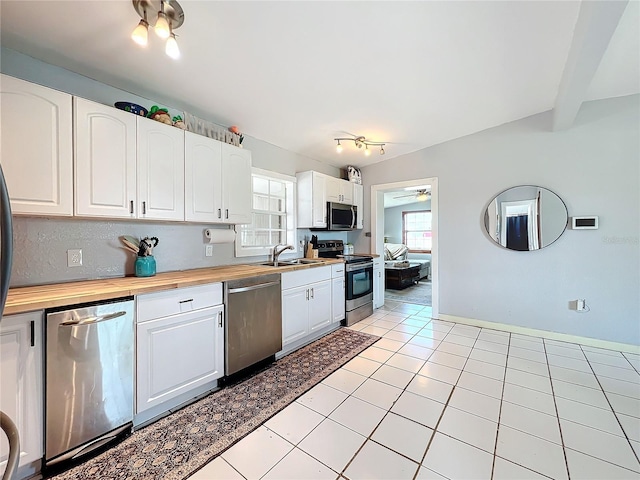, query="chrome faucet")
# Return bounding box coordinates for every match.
[273,244,294,266]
